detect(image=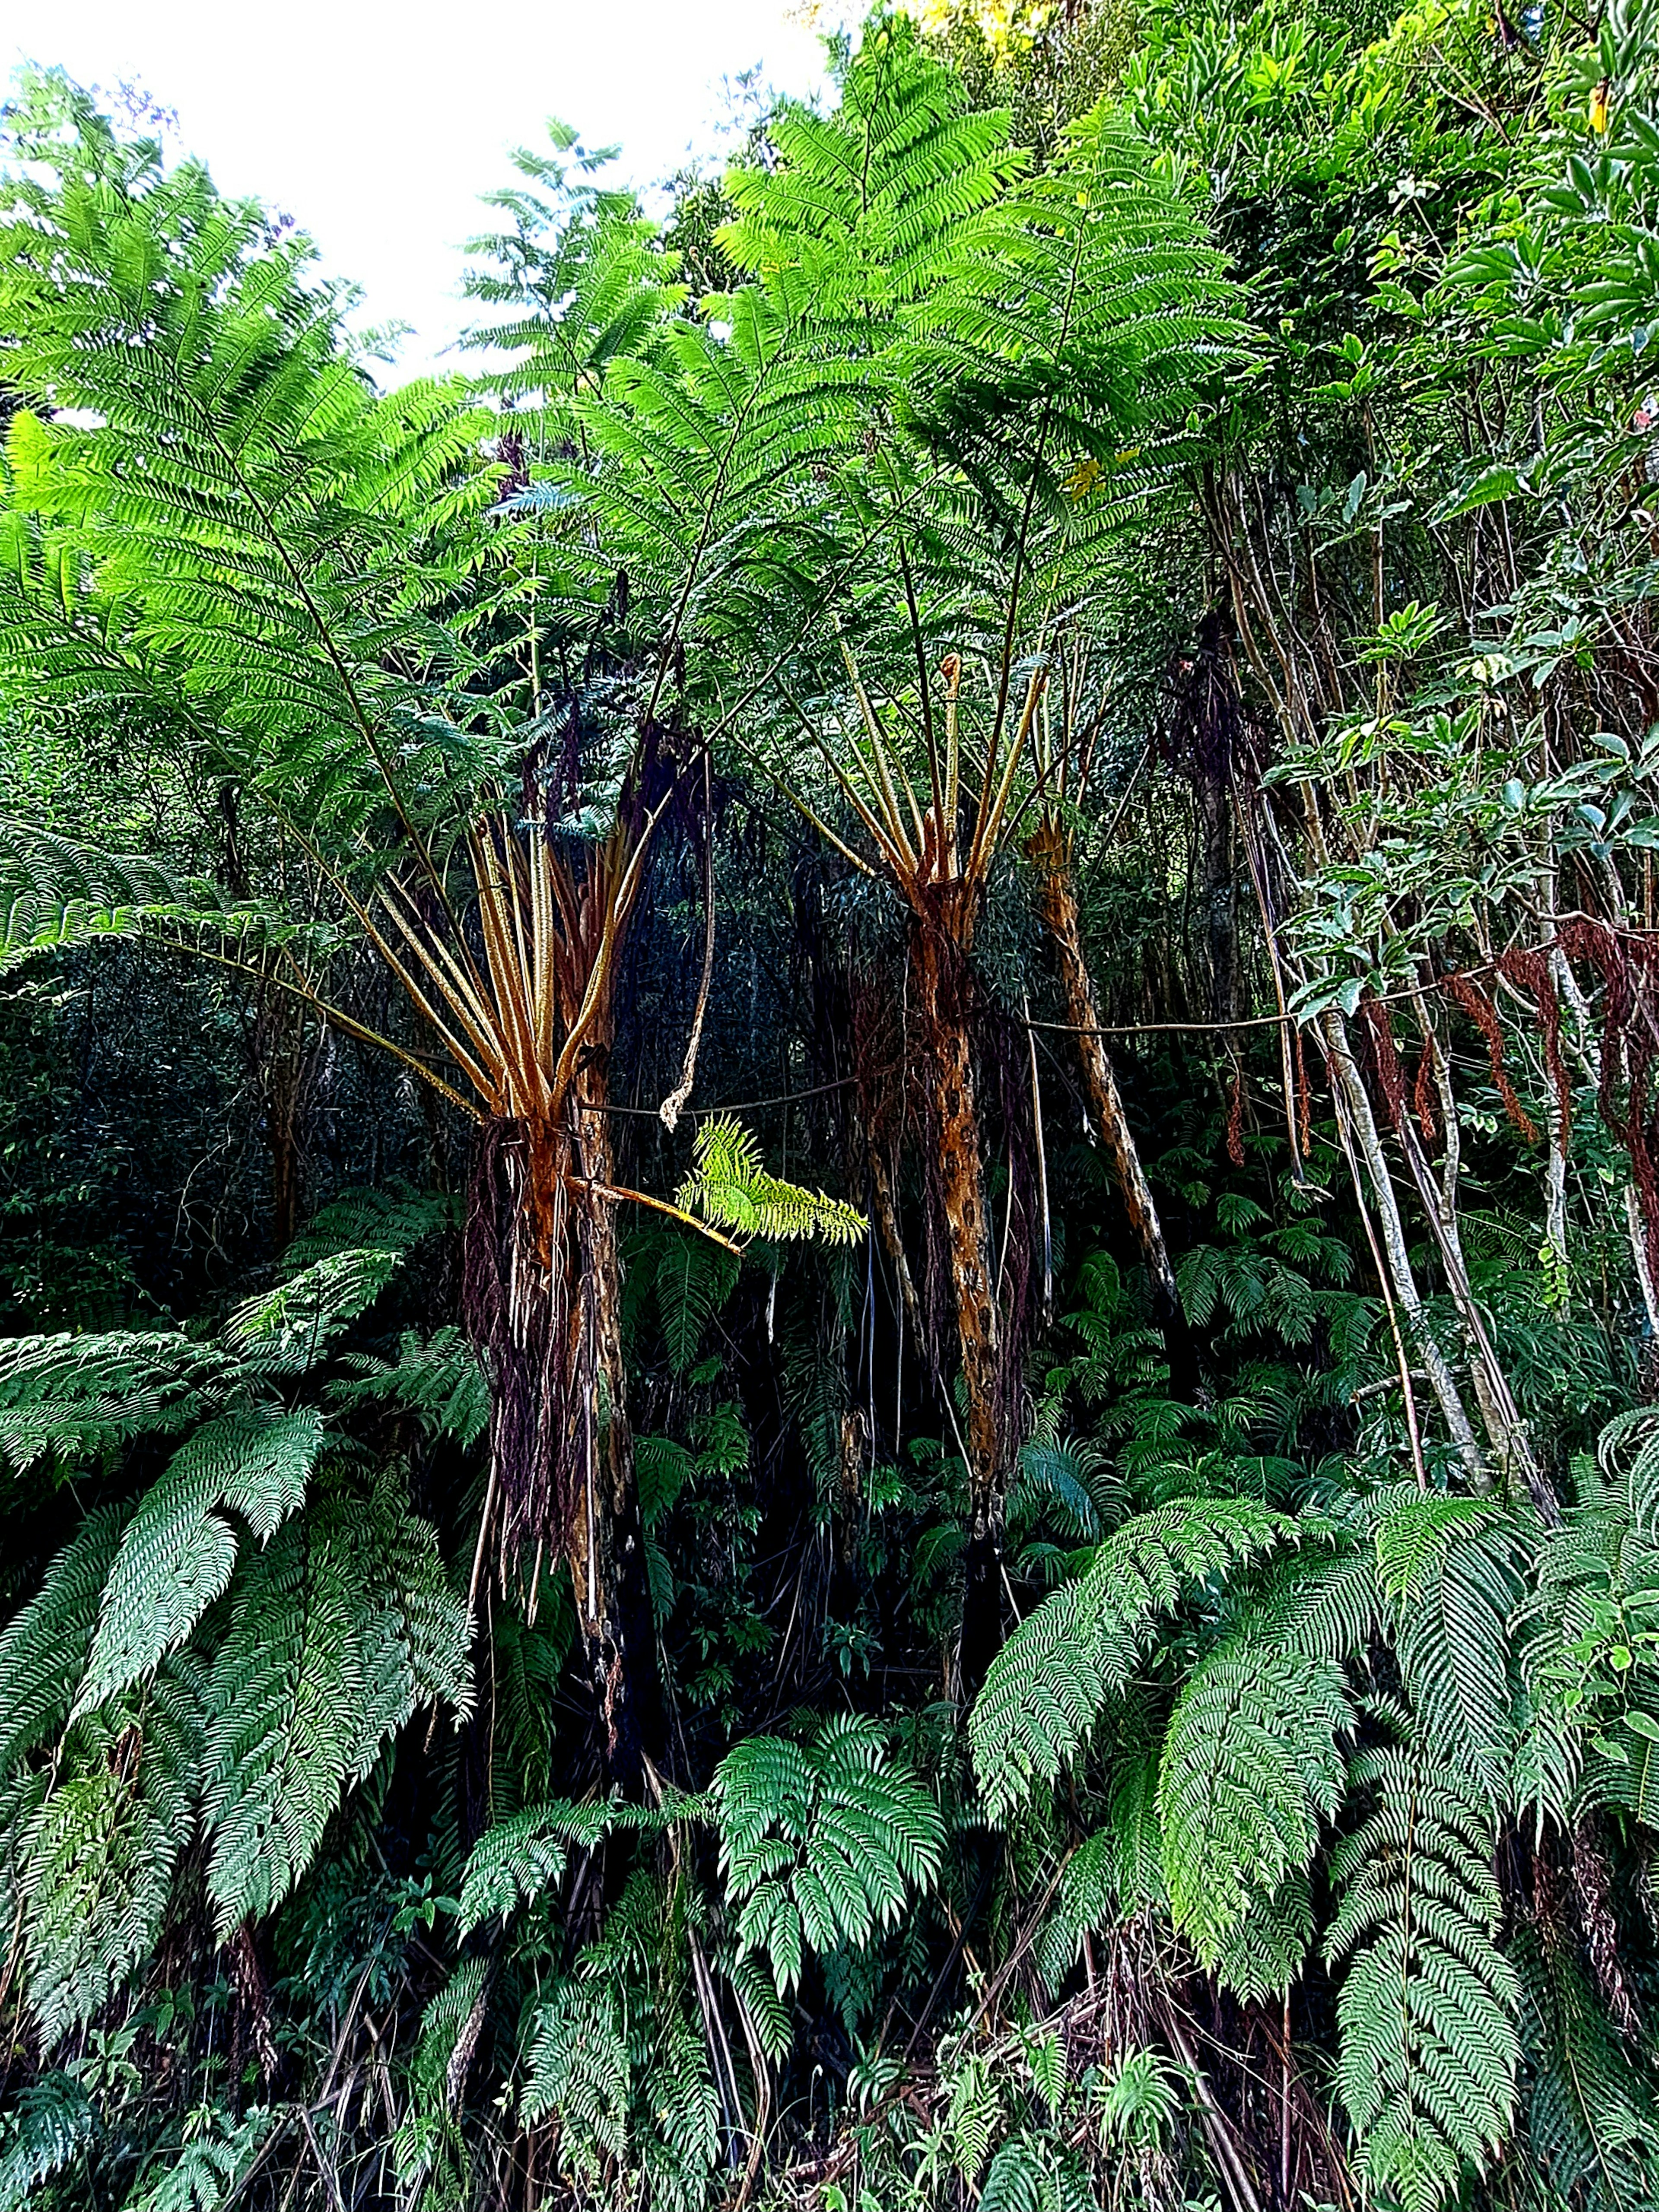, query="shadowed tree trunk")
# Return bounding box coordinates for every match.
[912,910,1005,1701]
[568,1050,664,1793]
